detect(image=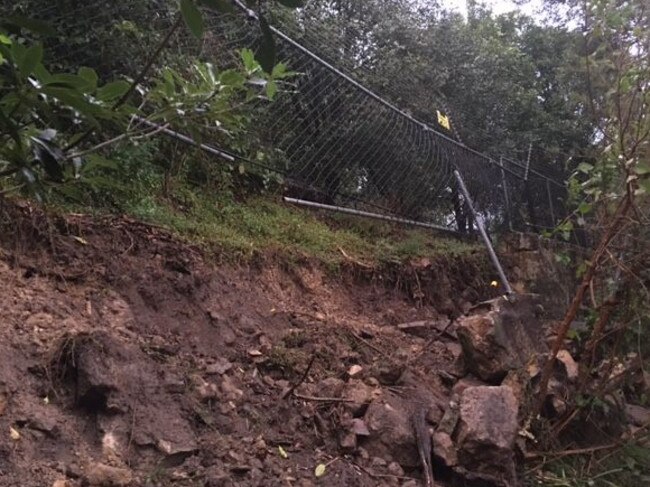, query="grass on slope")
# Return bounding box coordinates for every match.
[123,191,480,266]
